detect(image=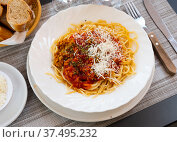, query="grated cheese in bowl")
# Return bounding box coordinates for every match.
[0,71,13,111]
[0,74,7,107]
